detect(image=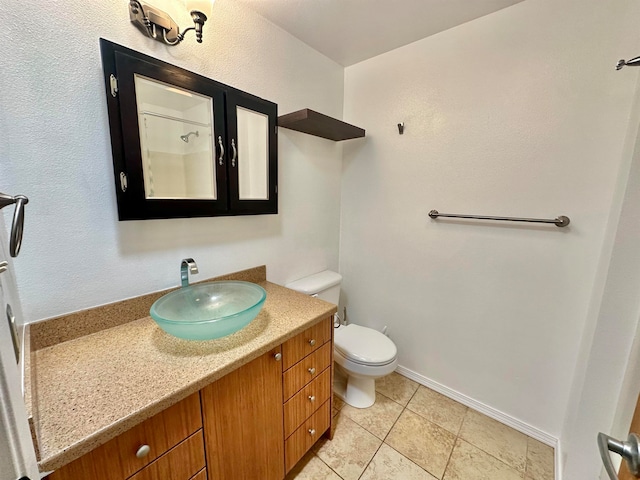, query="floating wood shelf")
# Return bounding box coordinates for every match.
[278,109,365,141]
